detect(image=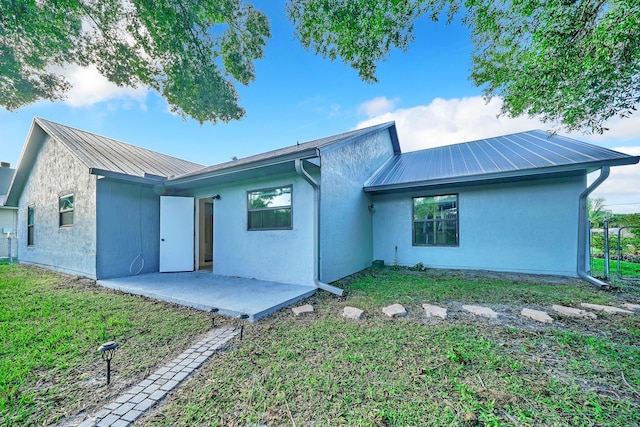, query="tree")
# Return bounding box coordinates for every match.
[0,0,270,124]
[588,197,613,228]
[287,0,640,134]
